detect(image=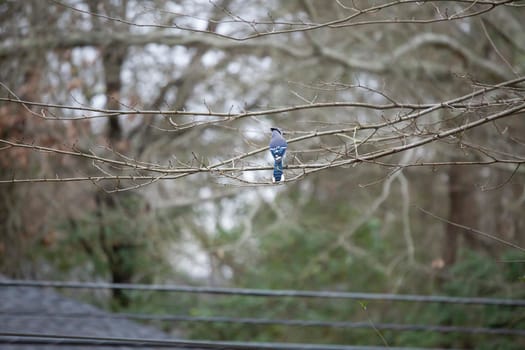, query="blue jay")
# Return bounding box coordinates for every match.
[269,127,287,182]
